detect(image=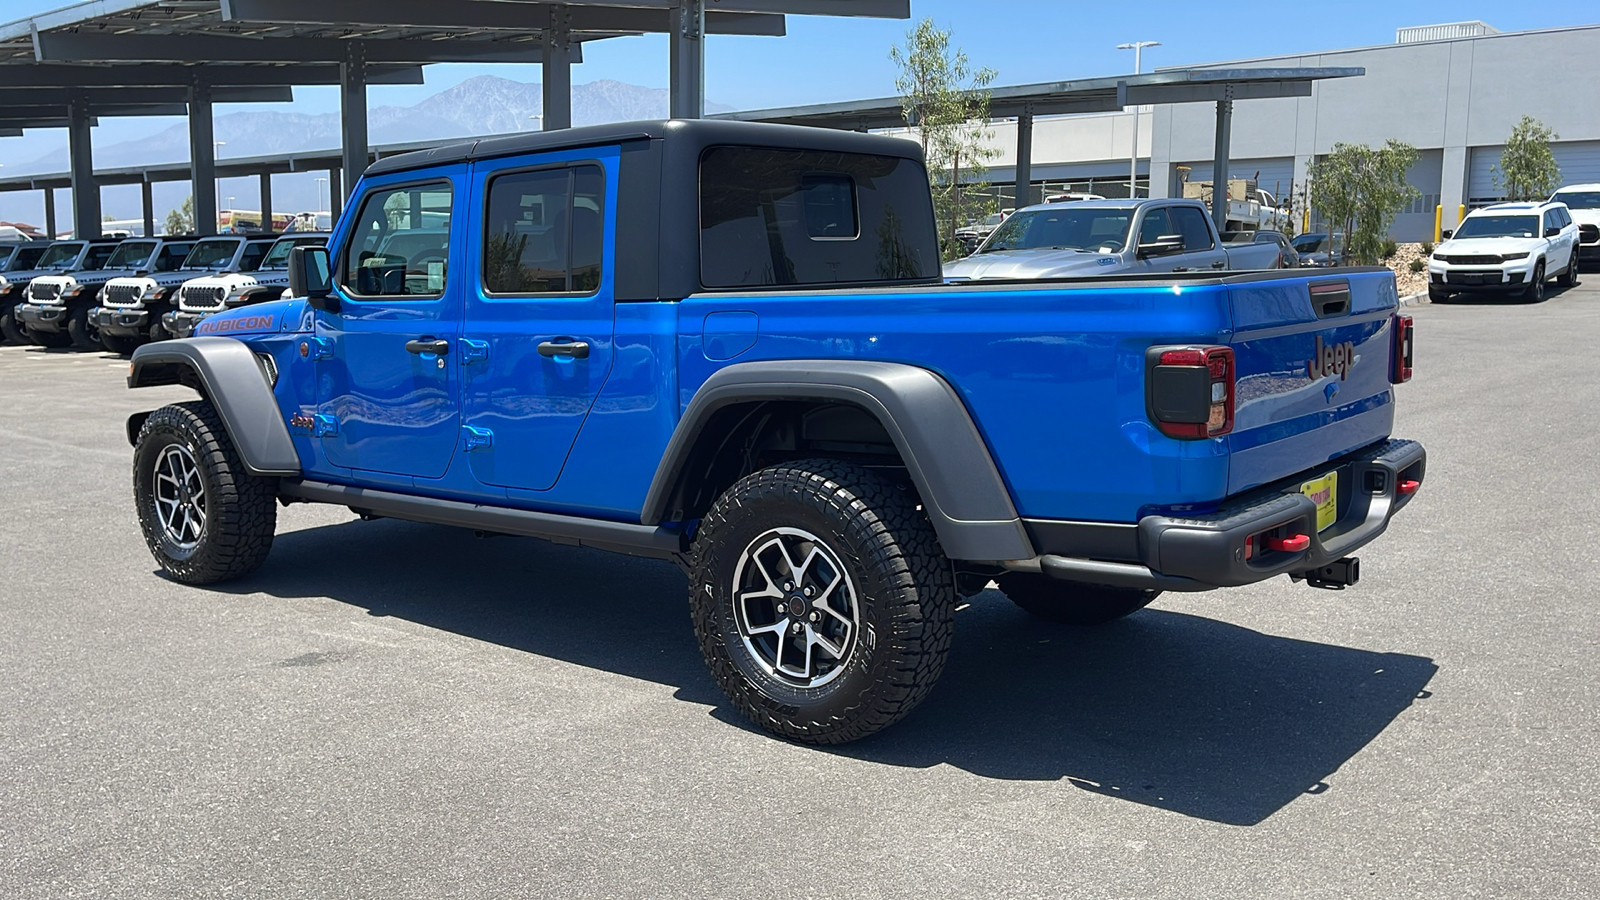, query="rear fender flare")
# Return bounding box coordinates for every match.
[642,360,1033,562]
[126,336,299,476]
